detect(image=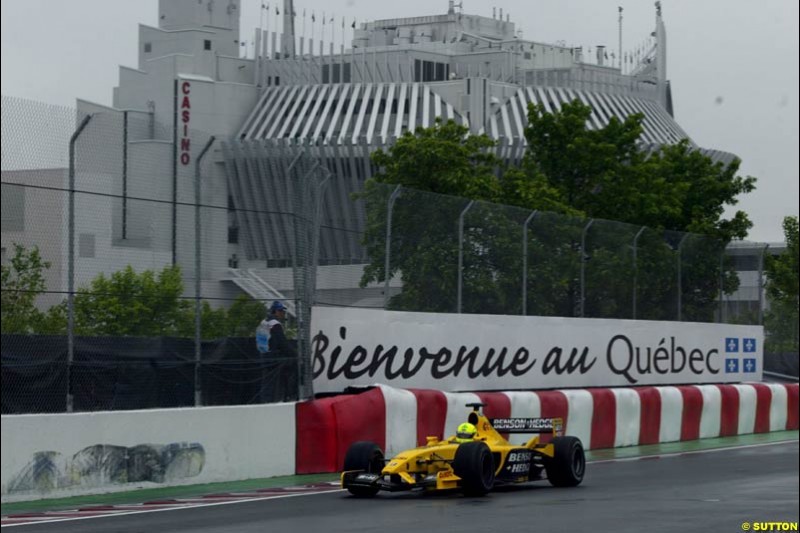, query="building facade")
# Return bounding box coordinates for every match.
[5,0,754,312]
